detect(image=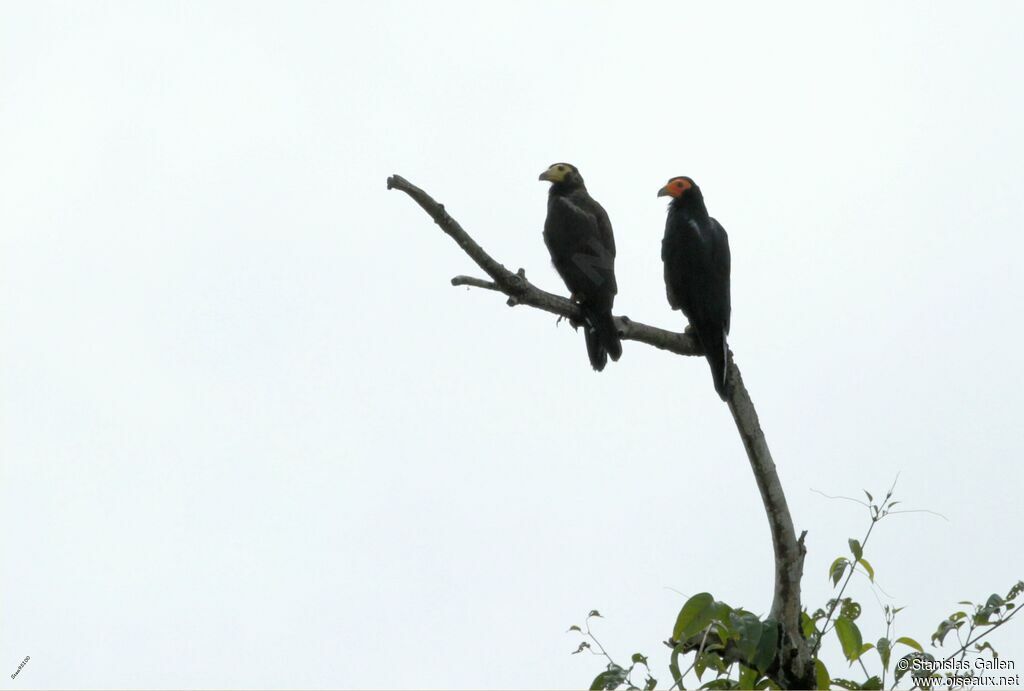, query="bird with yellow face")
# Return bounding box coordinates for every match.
[538,163,622,371]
